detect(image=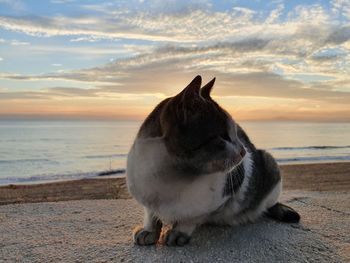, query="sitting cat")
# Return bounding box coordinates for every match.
[126,75,300,246]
